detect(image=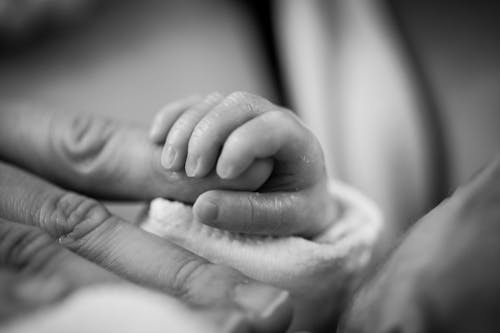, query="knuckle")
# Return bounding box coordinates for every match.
[51,113,116,181]
[0,221,58,271]
[190,117,224,150]
[226,91,250,104]
[206,91,224,101]
[270,196,285,233]
[244,194,259,232]
[171,114,192,132]
[190,119,212,142]
[169,109,205,141]
[41,192,115,251]
[196,92,223,110]
[171,258,238,305]
[170,257,211,300]
[240,101,256,115]
[246,194,286,234]
[224,91,263,115]
[169,116,191,140]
